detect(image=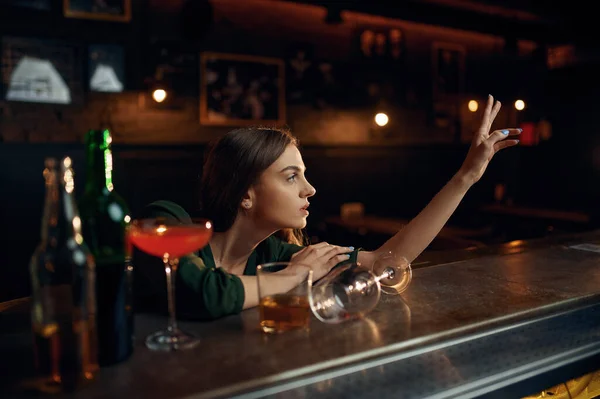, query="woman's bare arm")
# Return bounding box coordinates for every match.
[358,95,520,267]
